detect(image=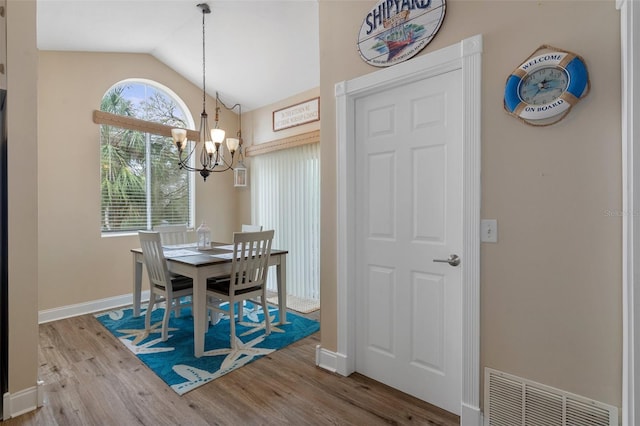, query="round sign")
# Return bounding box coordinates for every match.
[357,0,446,67]
[504,49,589,126]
